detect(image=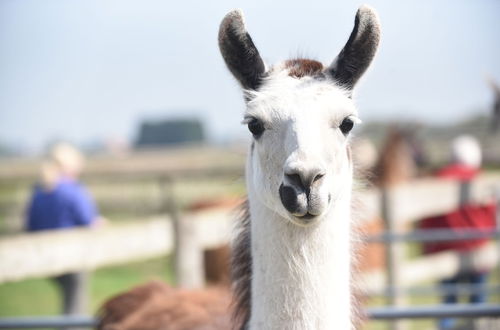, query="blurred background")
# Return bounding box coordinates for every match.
[0,0,499,329]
